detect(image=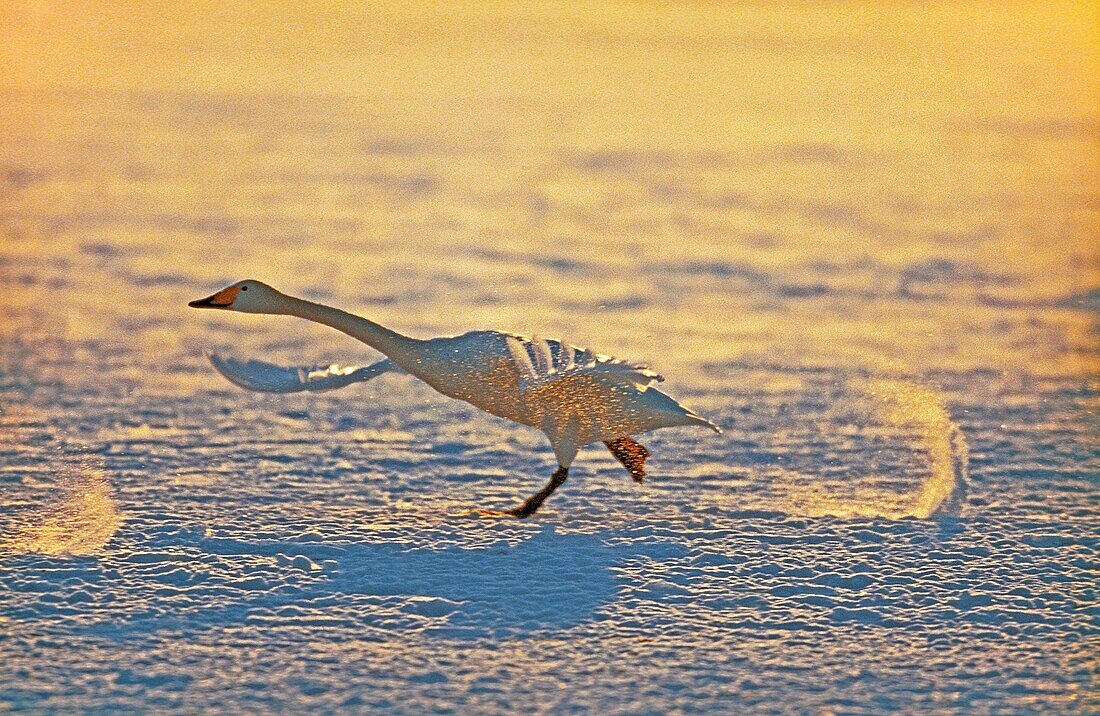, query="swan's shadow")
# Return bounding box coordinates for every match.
[96,526,651,640]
